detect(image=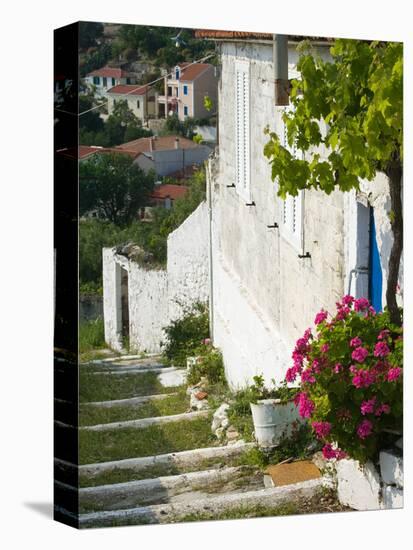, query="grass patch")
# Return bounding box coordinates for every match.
[79,390,189,426]
[79,370,183,403]
[79,449,255,487]
[79,319,105,353]
[79,415,215,464]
